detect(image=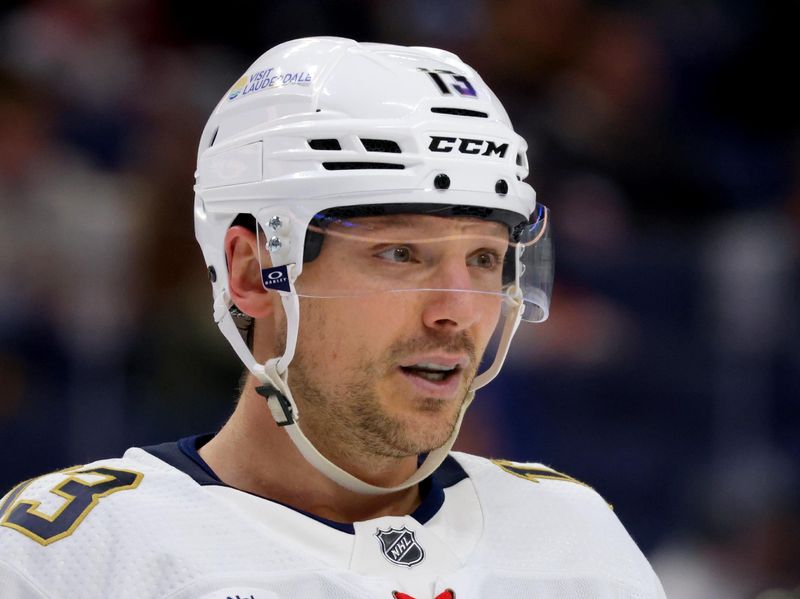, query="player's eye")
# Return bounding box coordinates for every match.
[468,250,502,270]
[376,246,413,263]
